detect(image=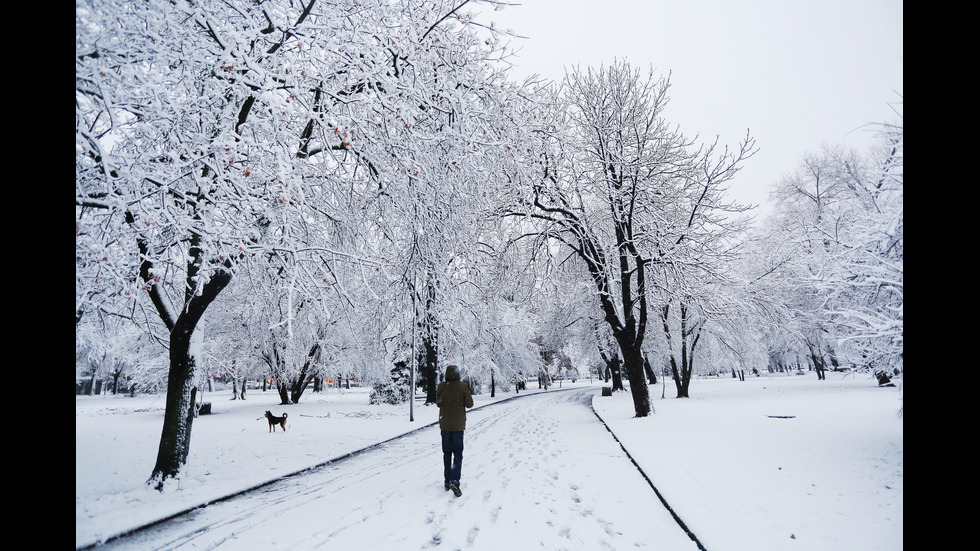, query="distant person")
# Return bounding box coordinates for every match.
[436,364,474,497]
